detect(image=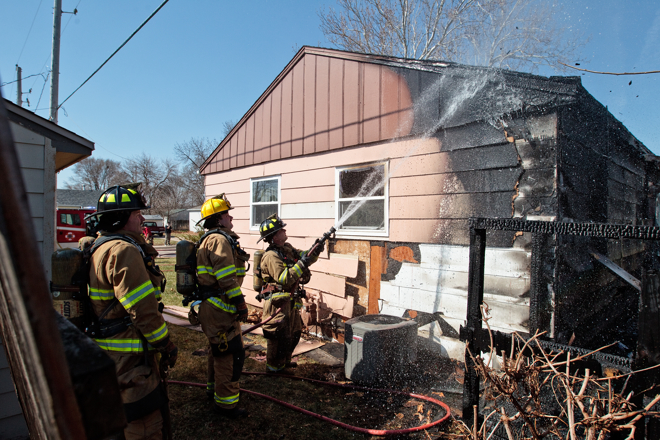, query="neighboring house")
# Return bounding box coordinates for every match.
[188,206,202,231]
[56,189,103,209]
[143,214,164,226]
[166,208,193,230]
[3,99,94,439]
[199,47,659,359]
